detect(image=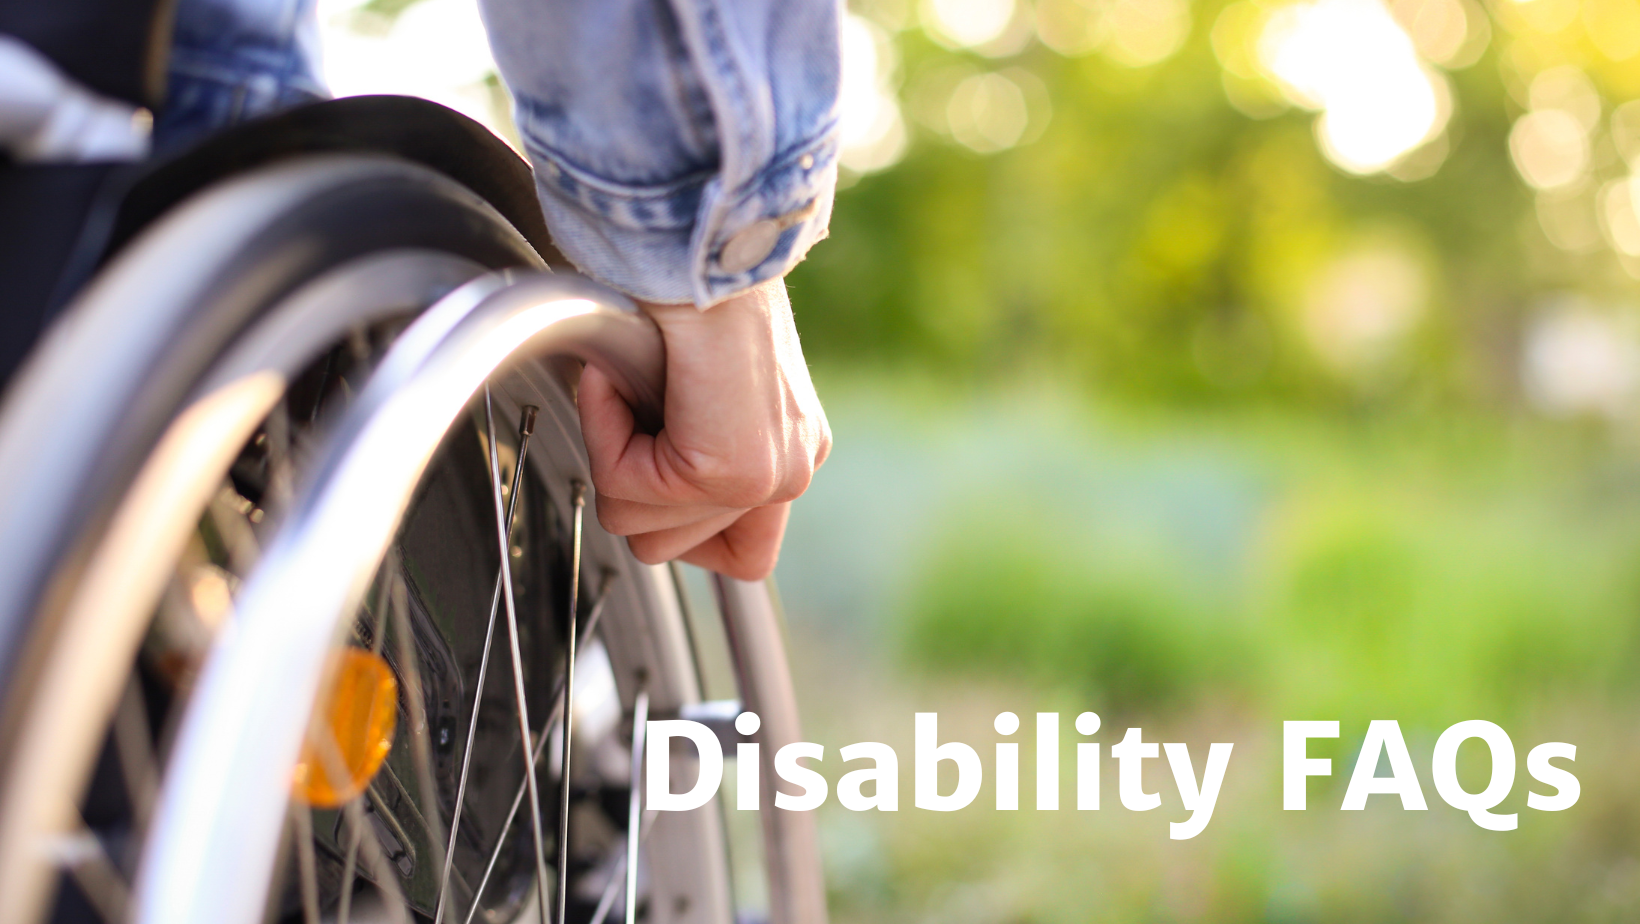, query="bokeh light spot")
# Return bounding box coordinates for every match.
[1536,186,1604,252]
[1510,109,1590,190]
[1102,0,1192,68]
[1212,2,1269,78]
[1036,0,1109,56]
[1523,303,1640,417]
[947,72,1030,152]
[1260,0,1448,175]
[1600,177,1640,255]
[1611,99,1640,167]
[1386,0,1470,65]
[1302,244,1426,375]
[921,0,1017,48]
[840,14,909,174]
[1529,66,1602,131]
